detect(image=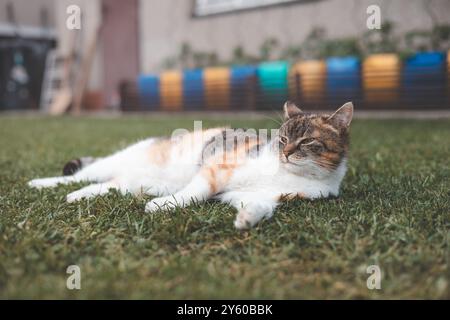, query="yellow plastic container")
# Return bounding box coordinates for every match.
[290,60,326,103]
[160,71,182,111]
[204,67,231,110]
[363,54,400,103]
